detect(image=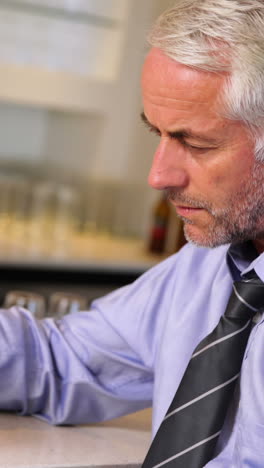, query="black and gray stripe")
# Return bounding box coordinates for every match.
[142,274,264,468]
